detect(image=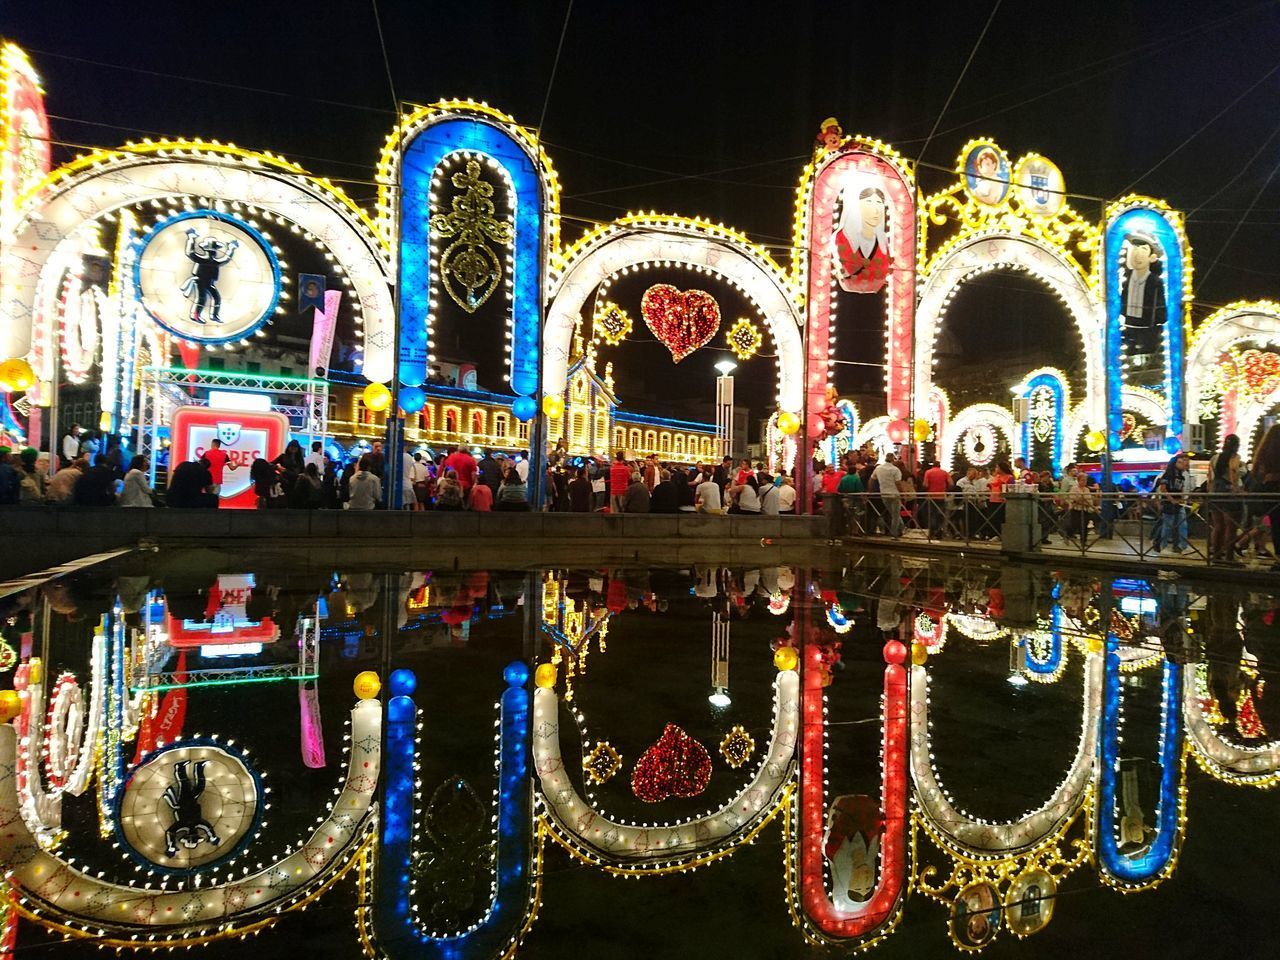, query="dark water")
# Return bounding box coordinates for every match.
[0,550,1276,959]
